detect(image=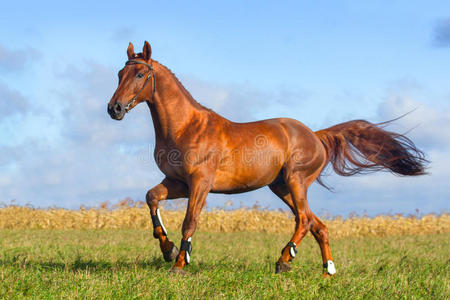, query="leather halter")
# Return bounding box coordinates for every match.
[124,59,156,112]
